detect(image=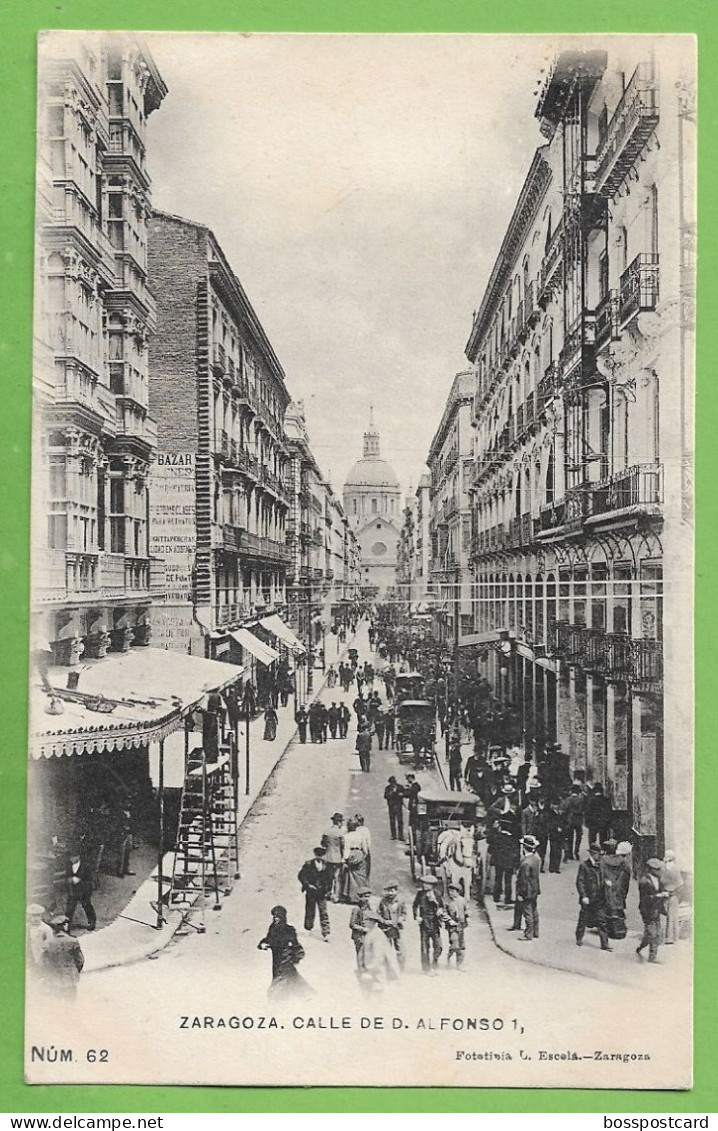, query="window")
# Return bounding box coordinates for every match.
[48,457,66,499]
[598,104,608,144]
[619,226,629,272]
[598,249,609,299]
[48,513,67,550]
[372,498,377,514]
[109,477,125,553]
[650,184,659,256]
